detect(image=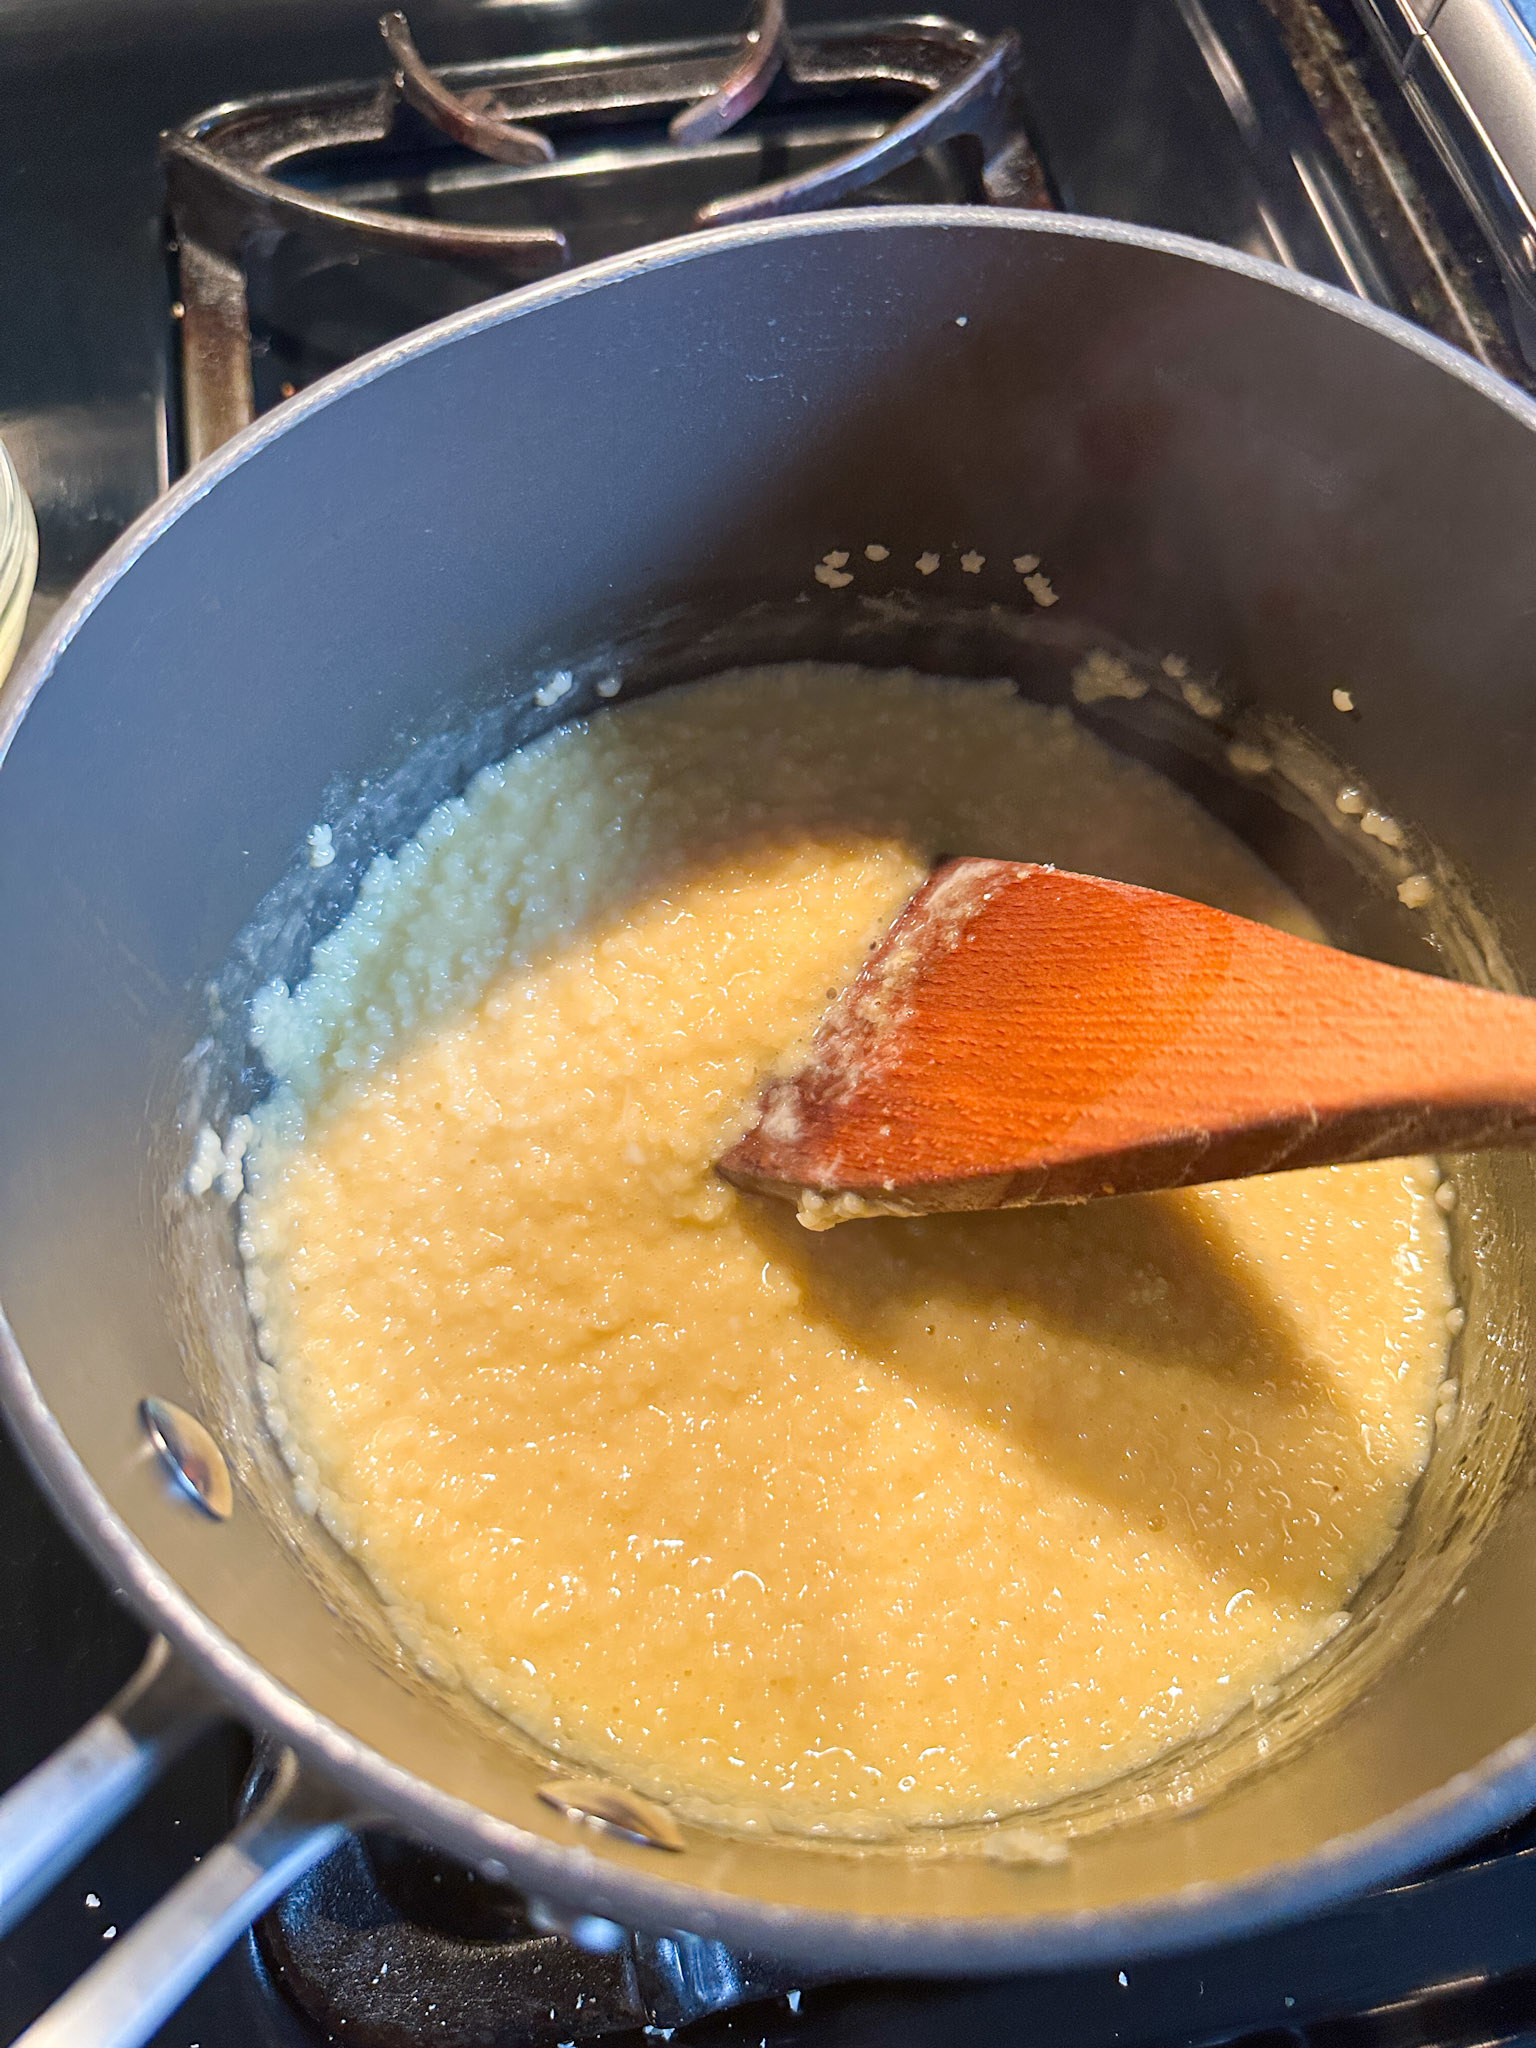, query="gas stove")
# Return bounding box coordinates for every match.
[6,1,1536,2043]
